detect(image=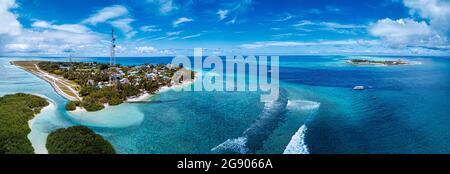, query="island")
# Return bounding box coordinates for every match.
[0,93,49,154]
[46,126,115,154]
[12,61,195,112]
[346,59,408,65]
